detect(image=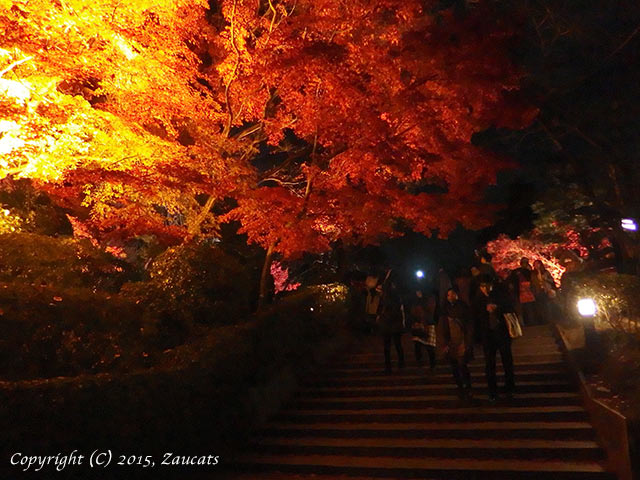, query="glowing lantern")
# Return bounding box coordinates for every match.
[577,298,597,317]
